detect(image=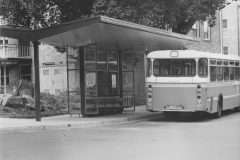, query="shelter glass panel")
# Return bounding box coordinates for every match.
[121,49,135,109]
[122,72,133,92]
[67,46,81,115]
[68,70,80,92]
[68,47,80,69]
[85,47,96,71]
[97,50,107,71]
[97,71,119,96]
[108,51,118,72]
[122,49,134,71]
[68,92,81,114]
